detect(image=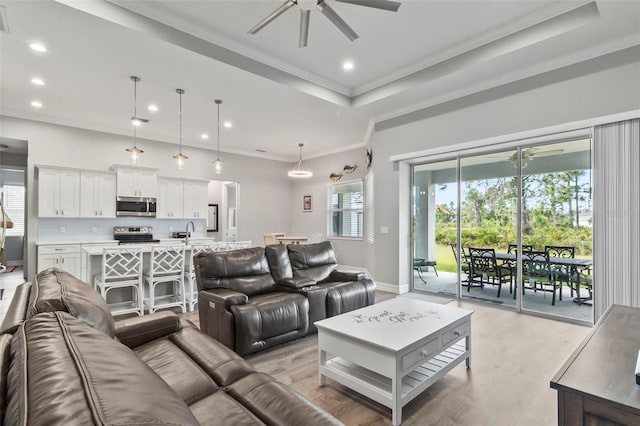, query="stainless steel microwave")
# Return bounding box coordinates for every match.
[116,196,157,217]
